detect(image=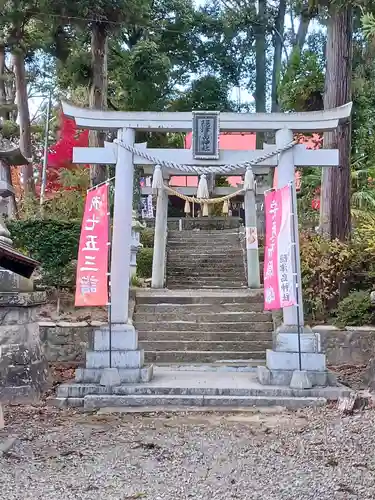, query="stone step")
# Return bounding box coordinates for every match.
[136,290,264,305]
[137,330,272,341]
[83,394,326,410]
[167,243,240,249]
[167,276,246,289]
[167,284,247,289]
[140,340,270,352]
[167,256,246,263]
[167,276,245,283]
[166,275,250,281]
[168,263,246,270]
[167,272,246,278]
[144,350,266,363]
[168,268,244,276]
[135,321,273,332]
[167,260,245,267]
[134,311,271,323]
[167,248,243,254]
[168,232,240,239]
[168,276,245,283]
[169,229,240,233]
[136,303,265,314]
